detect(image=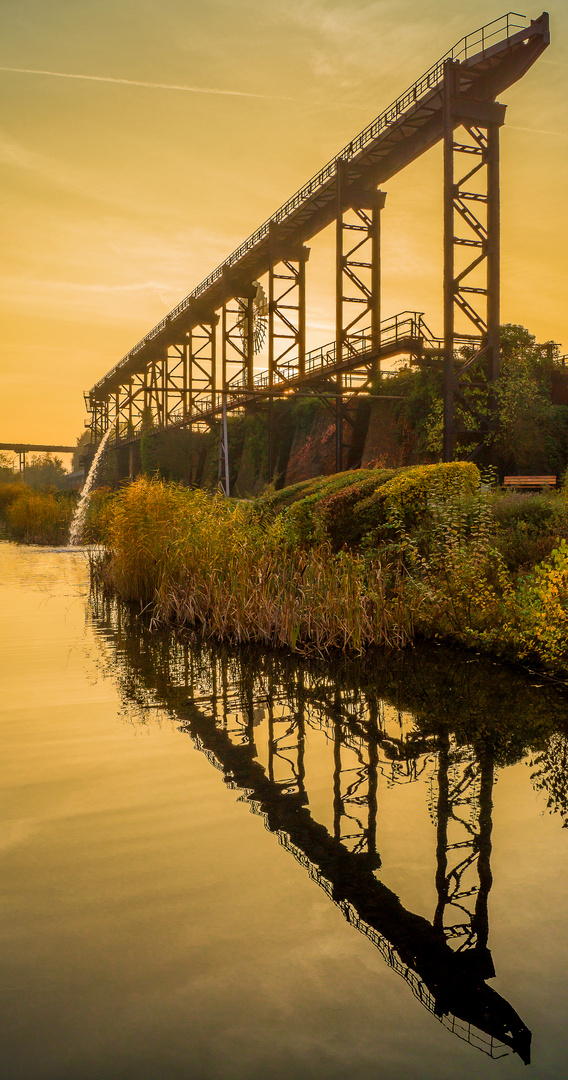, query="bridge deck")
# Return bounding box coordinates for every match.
[0,443,76,454]
[90,12,549,401]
